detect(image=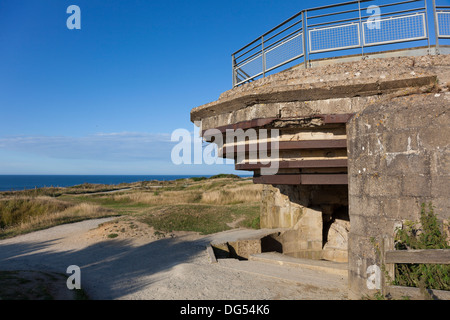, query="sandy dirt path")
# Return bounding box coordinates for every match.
[0,217,348,300]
